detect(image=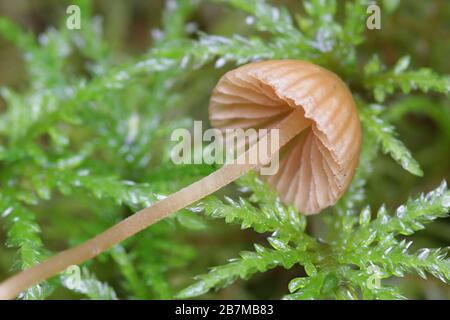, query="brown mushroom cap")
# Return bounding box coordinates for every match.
[209,60,362,215]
